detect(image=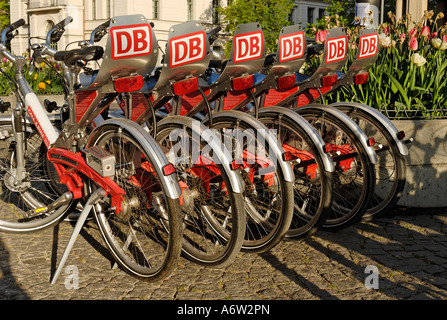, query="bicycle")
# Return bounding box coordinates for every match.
[306,28,410,221]
[0,16,184,282]
[208,26,380,231]
[49,17,248,267]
